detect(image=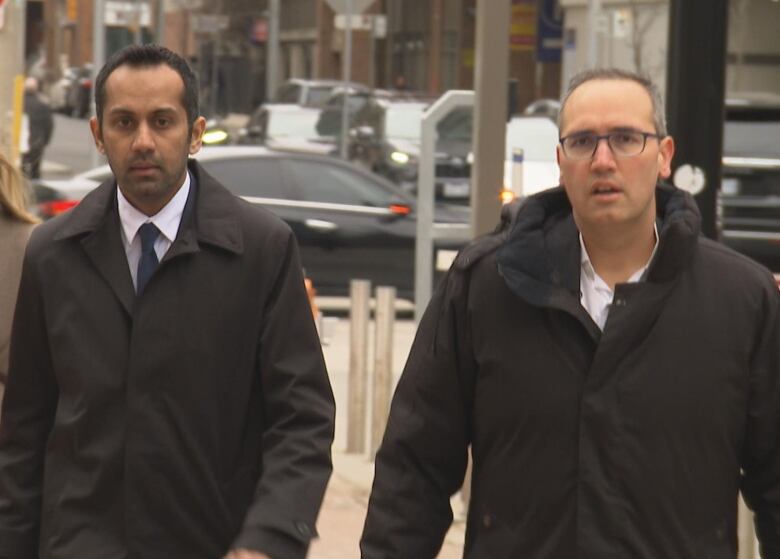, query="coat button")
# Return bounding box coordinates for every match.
[482,513,492,528]
[715,528,725,540]
[296,521,311,537]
